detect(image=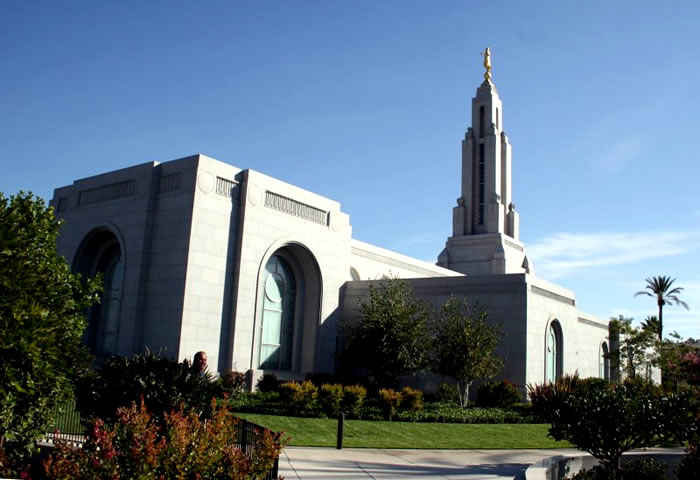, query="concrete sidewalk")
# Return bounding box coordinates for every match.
[279,447,582,479]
